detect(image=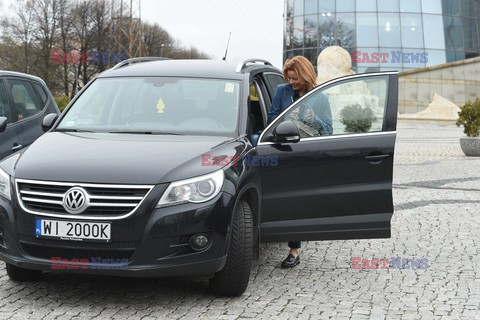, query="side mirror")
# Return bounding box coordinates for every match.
[42,113,59,132]
[272,120,300,144]
[0,117,7,133]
